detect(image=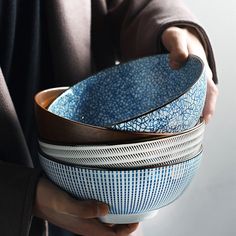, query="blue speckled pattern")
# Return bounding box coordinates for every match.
[48,54,204,128]
[39,151,202,215]
[112,72,207,132]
